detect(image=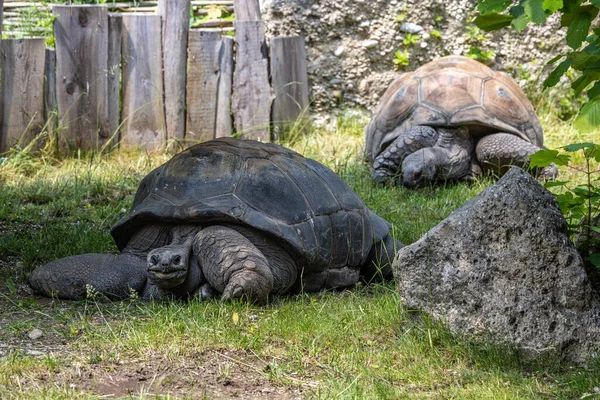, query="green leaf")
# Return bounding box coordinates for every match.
[583,37,600,55]
[589,226,600,233]
[474,13,514,31]
[562,0,587,14]
[478,0,513,14]
[509,5,531,31]
[574,99,600,133]
[543,0,563,12]
[544,180,569,188]
[511,13,531,31]
[524,0,548,23]
[562,6,598,49]
[563,142,595,151]
[543,59,572,88]
[592,0,600,8]
[588,253,600,268]
[574,186,594,198]
[546,54,564,65]
[529,149,571,167]
[583,59,600,79]
[569,51,598,70]
[588,81,600,100]
[572,75,593,96]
